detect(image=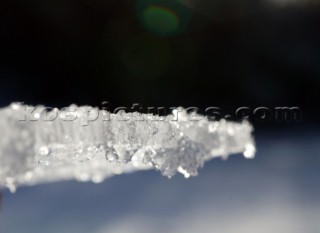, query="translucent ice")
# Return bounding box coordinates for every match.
[0,103,255,192]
